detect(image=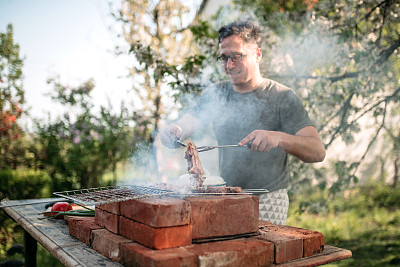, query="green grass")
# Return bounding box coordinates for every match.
[287,183,400,266]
